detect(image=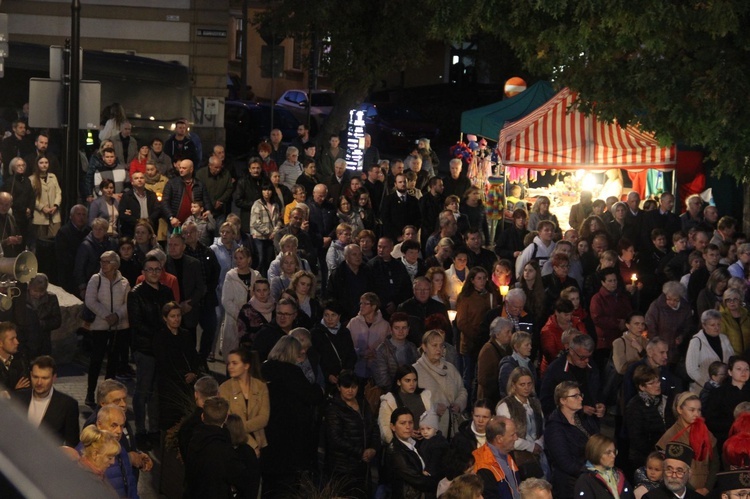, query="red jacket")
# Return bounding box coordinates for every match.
[590,286,633,349]
[540,314,587,375]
